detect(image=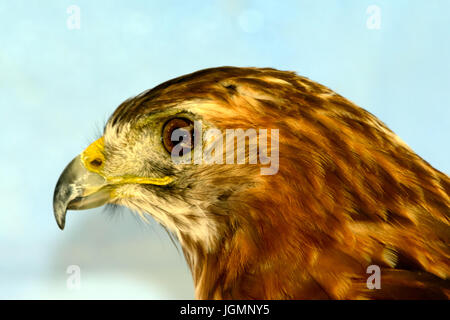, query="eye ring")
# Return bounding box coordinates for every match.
[162,118,194,156]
